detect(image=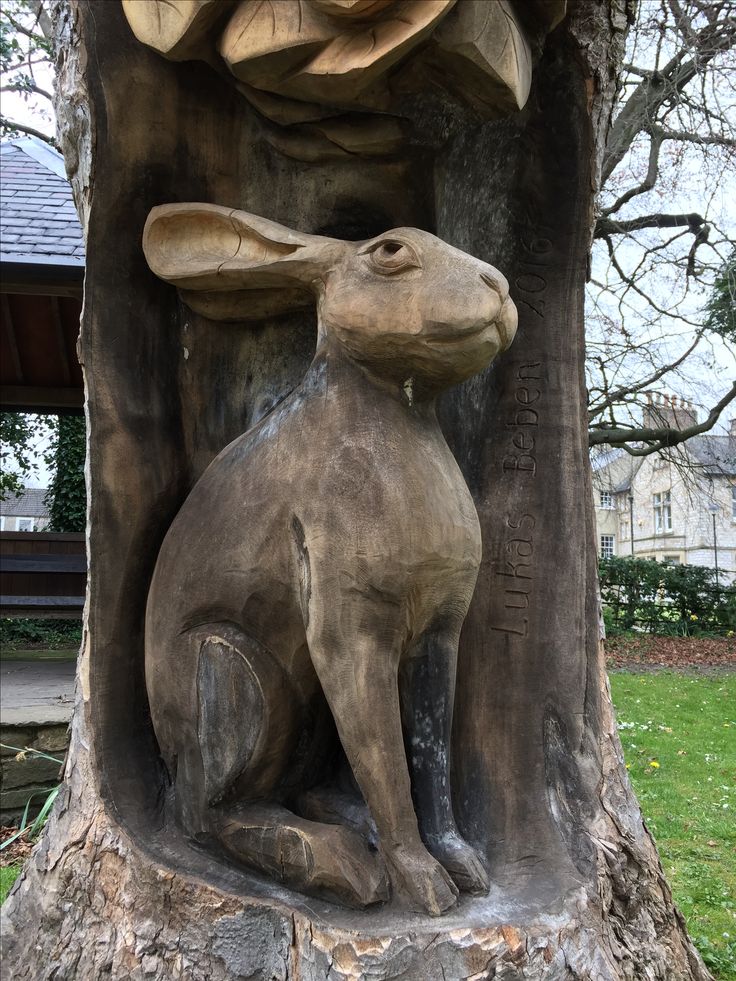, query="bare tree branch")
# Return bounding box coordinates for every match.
[601,129,664,216]
[1,81,53,101]
[597,233,708,323]
[686,221,711,275]
[588,381,736,452]
[3,10,48,47]
[588,330,705,420]
[658,126,736,146]
[28,0,53,40]
[603,9,736,181]
[596,212,707,237]
[0,116,57,147]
